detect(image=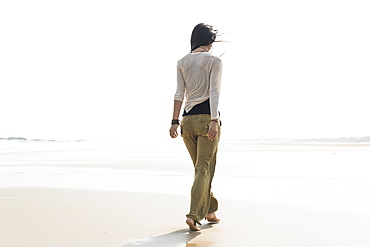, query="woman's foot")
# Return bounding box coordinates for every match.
[186,218,201,231]
[205,212,220,223]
